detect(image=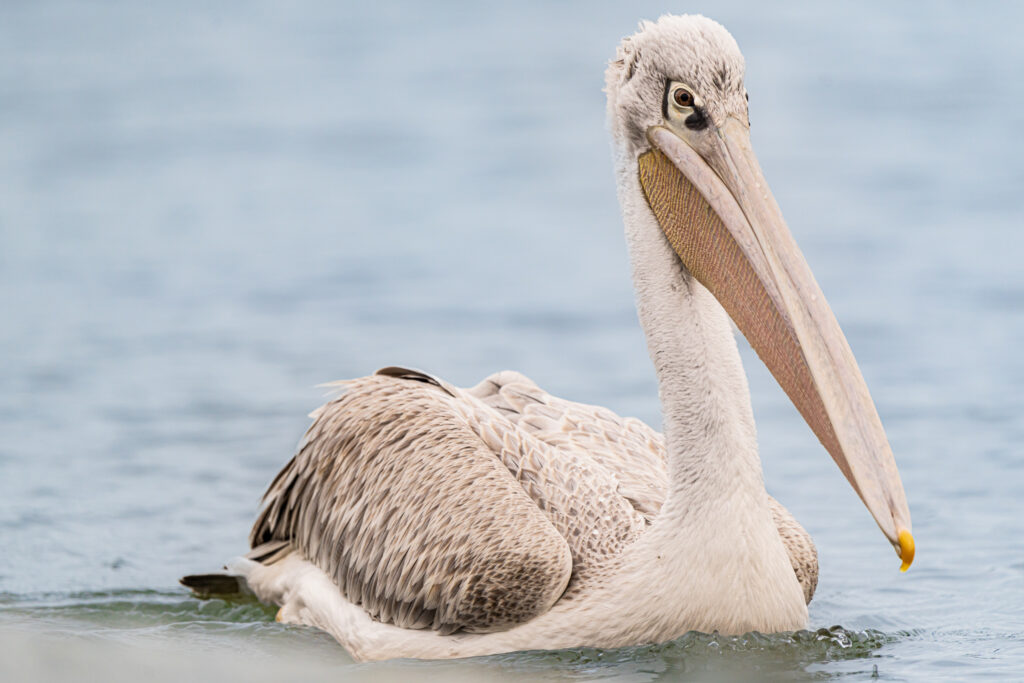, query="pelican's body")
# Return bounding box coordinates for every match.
[237,367,816,660]
[183,15,913,662]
